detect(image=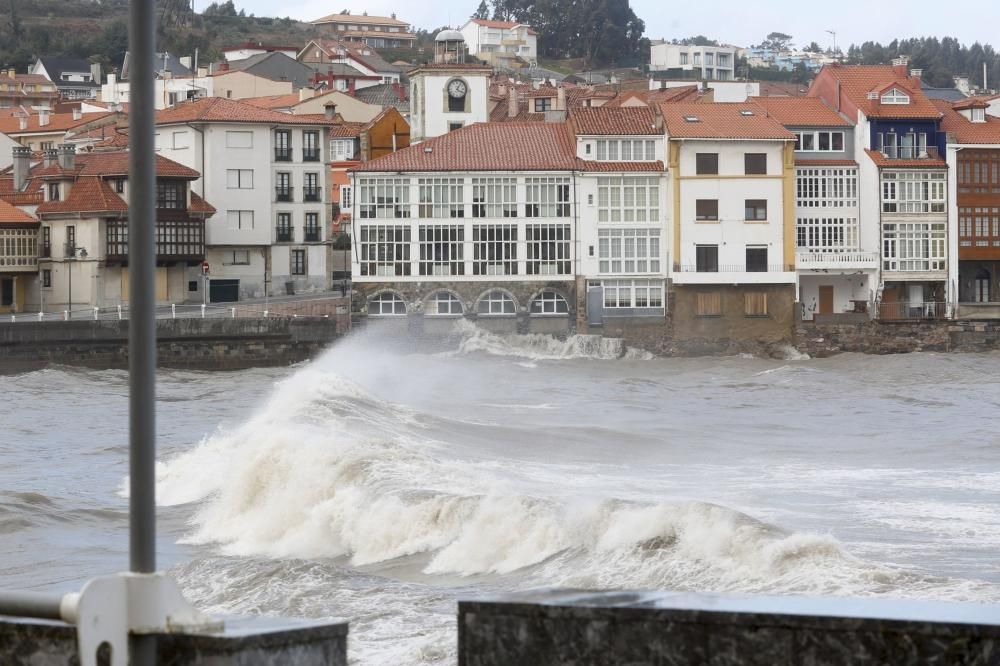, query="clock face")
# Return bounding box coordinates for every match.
[447,79,468,98]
